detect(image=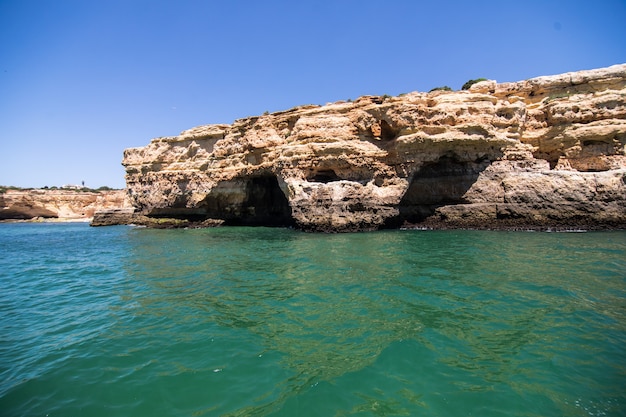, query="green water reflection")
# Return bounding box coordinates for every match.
[115,228,626,416]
